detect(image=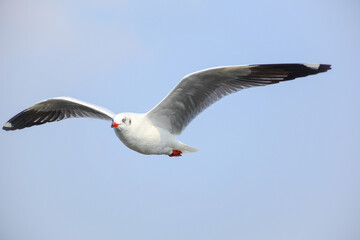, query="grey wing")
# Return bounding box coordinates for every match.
[3,97,115,131]
[146,63,331,135]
